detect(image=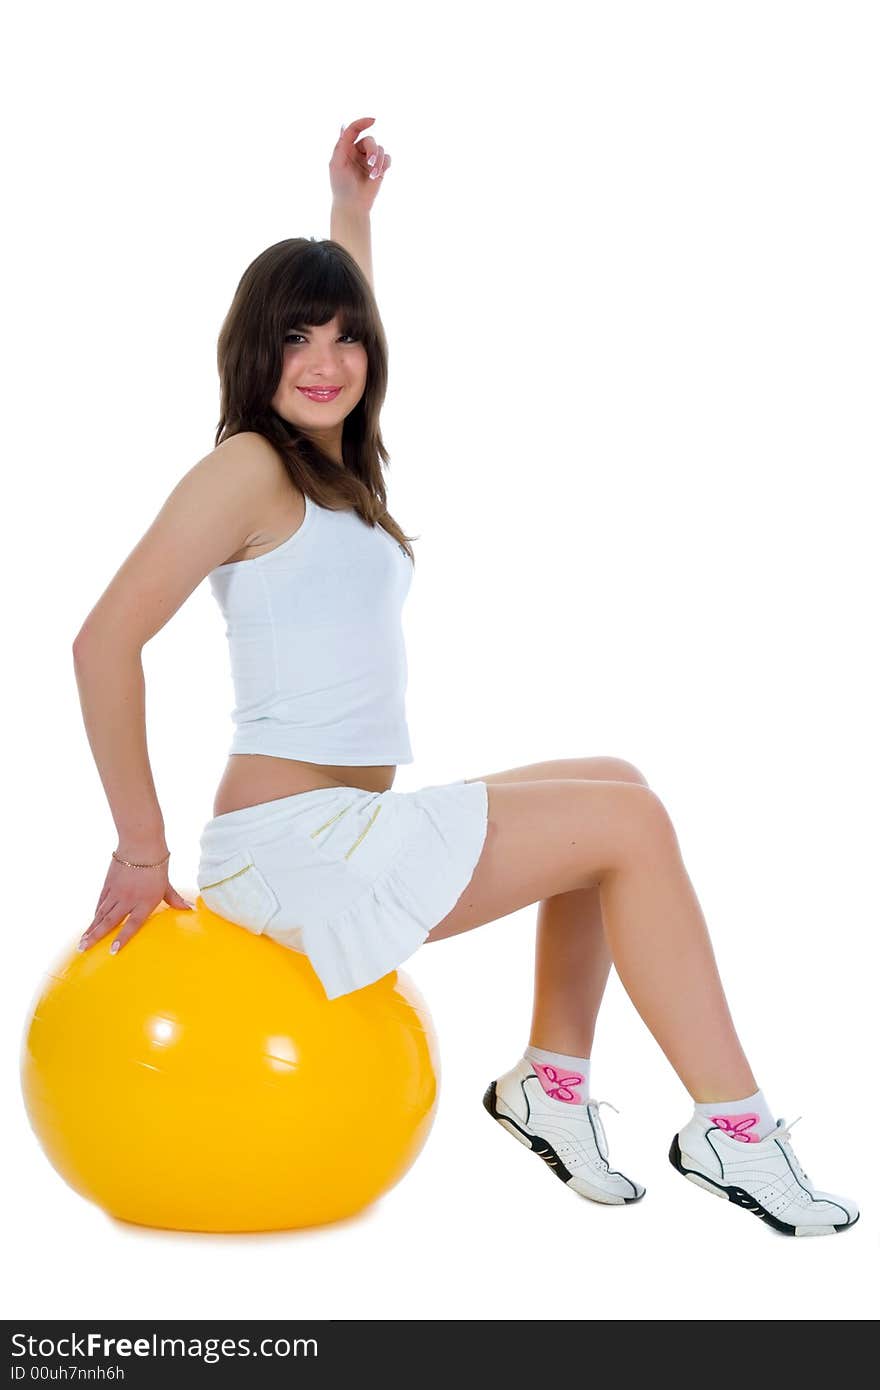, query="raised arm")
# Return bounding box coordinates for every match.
[329,117,392,291]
